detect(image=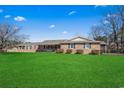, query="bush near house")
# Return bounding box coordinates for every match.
[0,49,4,52]
[56,49,64,53]
[0,48,7,52]
[75,49,84,54]
[66,49,72,54]
[90,50,100,55]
